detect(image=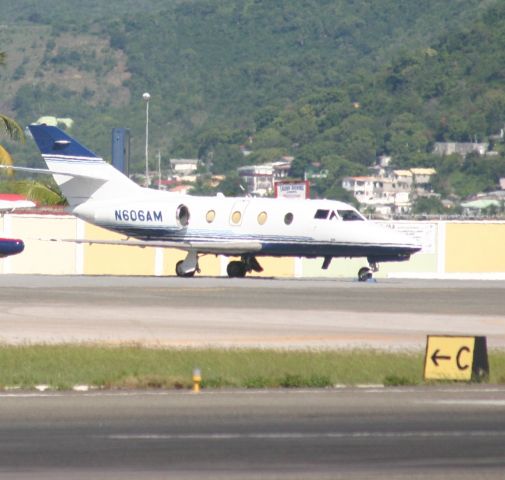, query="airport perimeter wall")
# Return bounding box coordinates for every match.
[1,213,505,280]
